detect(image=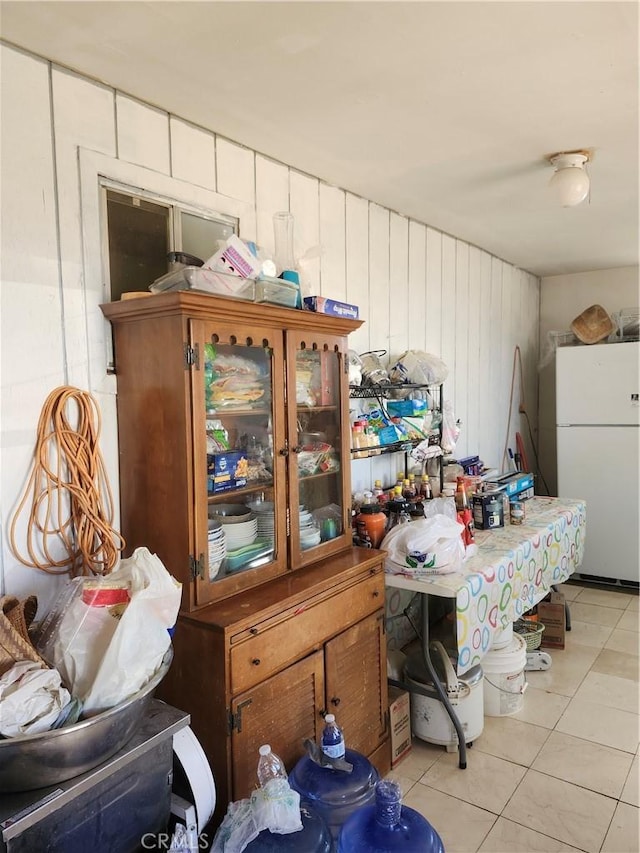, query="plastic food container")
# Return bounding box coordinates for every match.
[254,276,299,308]
[149,266,255,300]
